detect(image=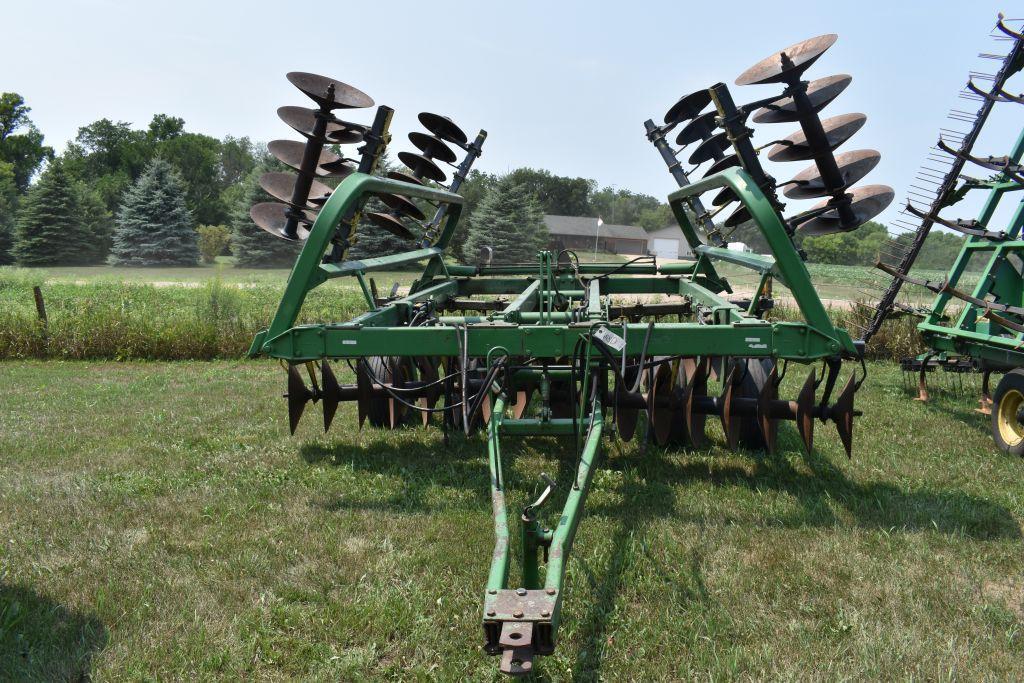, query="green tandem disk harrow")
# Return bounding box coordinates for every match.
[247,33,891,676]
[862,14,1024,455]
